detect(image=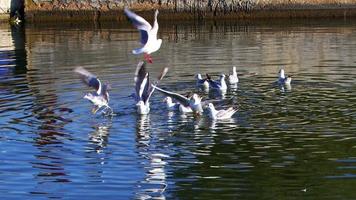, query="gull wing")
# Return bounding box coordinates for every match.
[216,107,238,119]
[134,61,150,101]
[124,8,151,45]
[144,67,169,103]
[74,67,101,94]
[101,84,110,102]
[152,86,190,107]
